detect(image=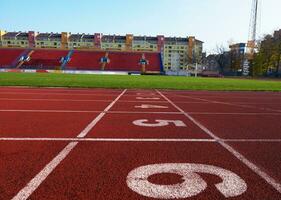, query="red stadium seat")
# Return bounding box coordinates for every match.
[21,49,69,69]
[0,48,25,67]
[66,51,105,70]
[0,48,162,72]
